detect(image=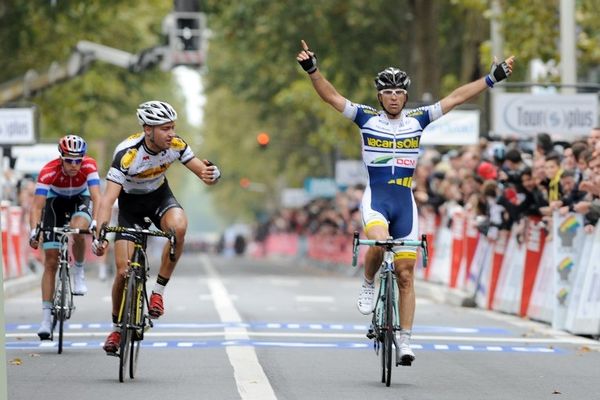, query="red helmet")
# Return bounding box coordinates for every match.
[58,135,87,157]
